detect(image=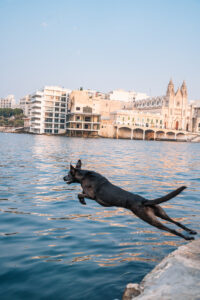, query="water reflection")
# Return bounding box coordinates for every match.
[0,134,199,300]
